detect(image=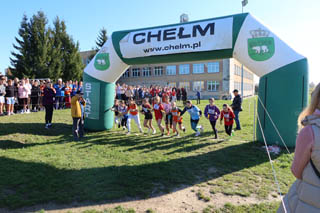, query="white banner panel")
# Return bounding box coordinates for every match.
[233,14,304,77]
[120,17,233,58]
